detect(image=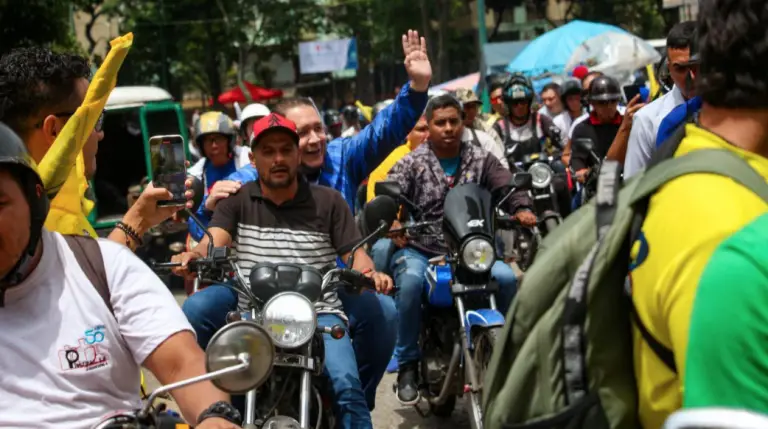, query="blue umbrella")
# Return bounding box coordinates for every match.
[506,20,629,76]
